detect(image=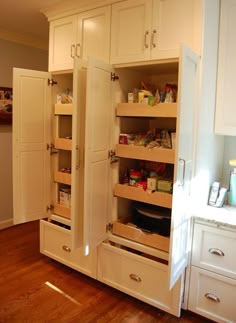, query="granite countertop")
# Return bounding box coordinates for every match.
[193,204,236,229]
